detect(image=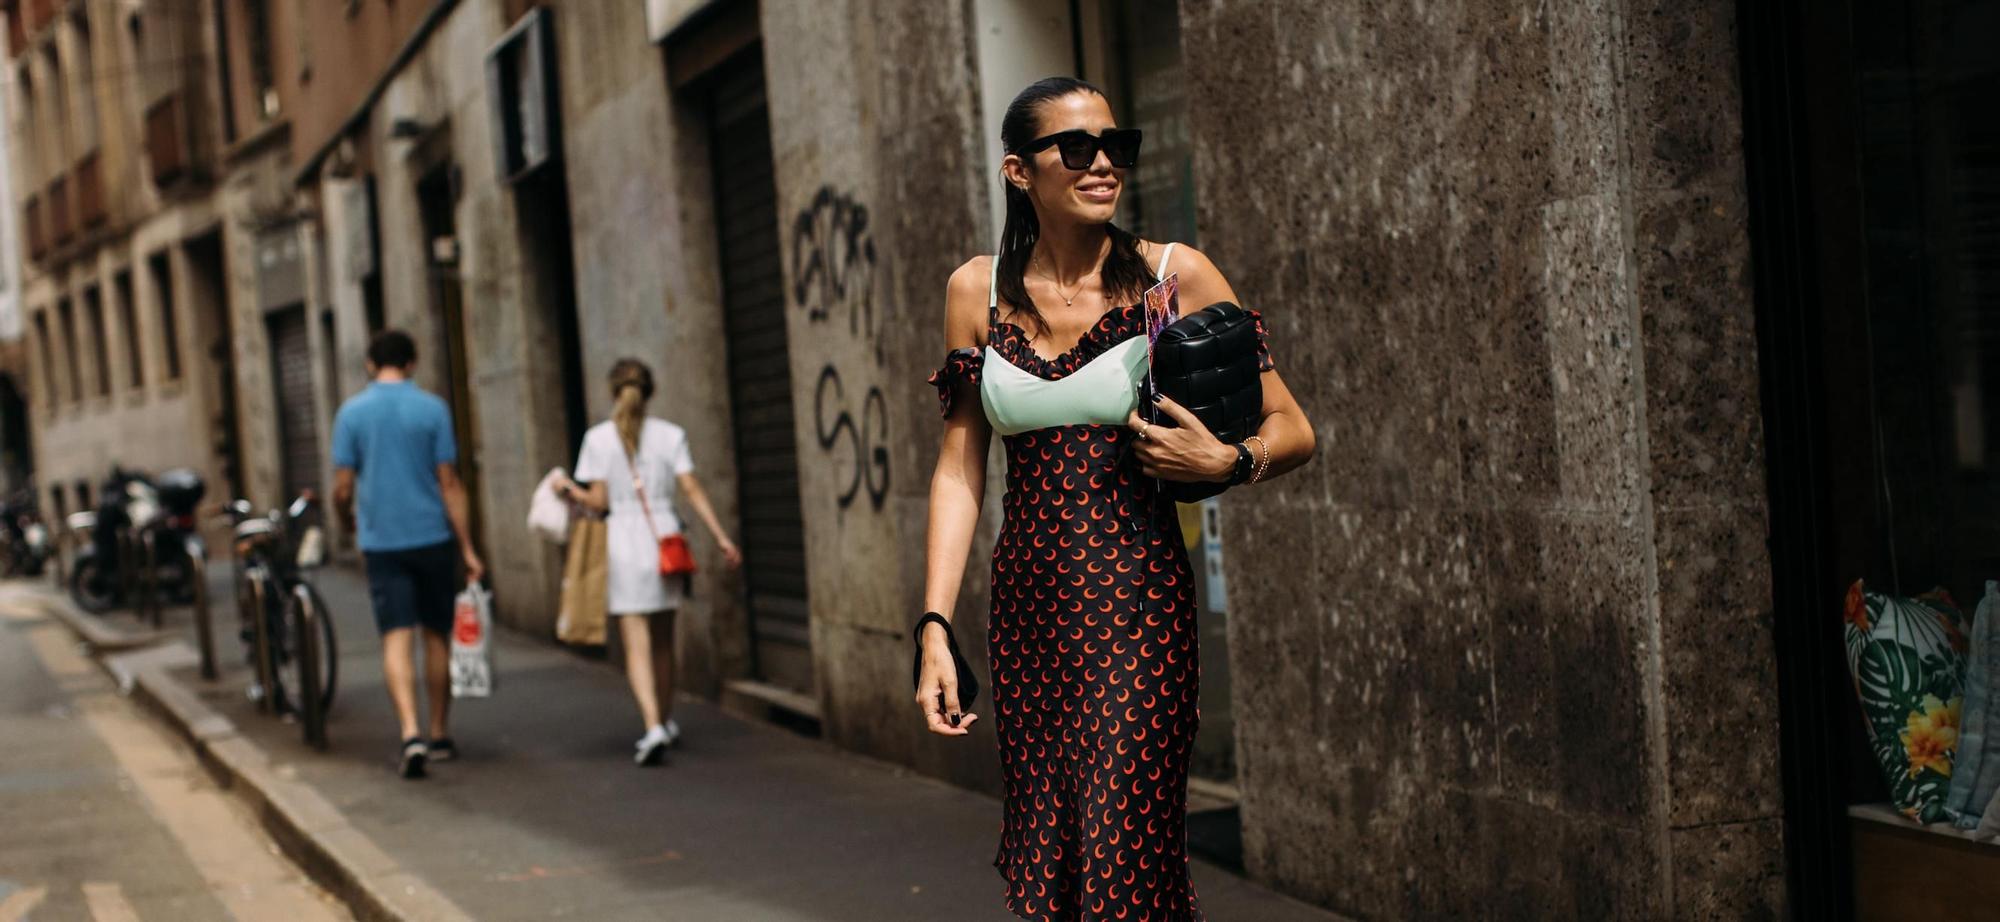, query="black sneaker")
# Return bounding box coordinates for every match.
[399,737,429,779]
[428,737,458,763]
